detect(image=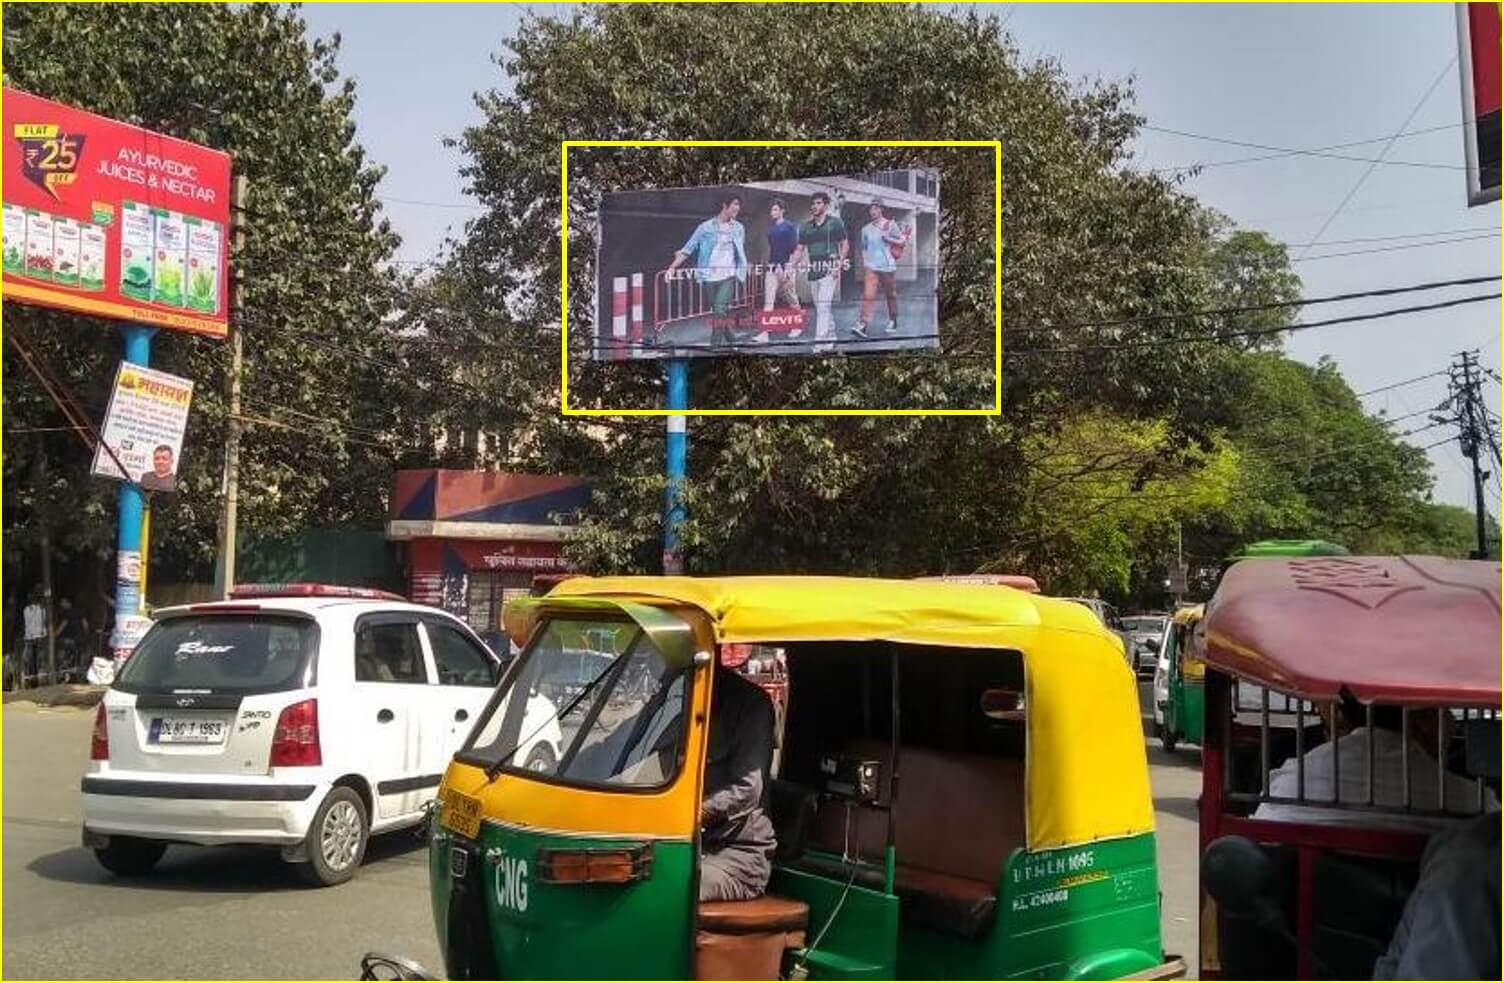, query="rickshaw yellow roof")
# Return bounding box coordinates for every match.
[536,575,1111,646]
[1171,604,1205,626]
[522,576,1153,851]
